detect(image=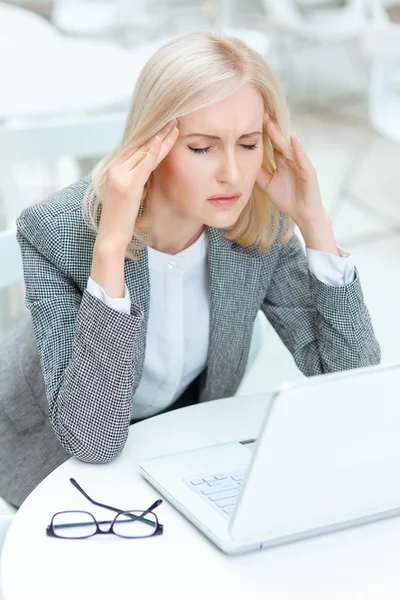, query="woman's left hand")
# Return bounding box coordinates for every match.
[256,113,339,255]
[256,113,326,229]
